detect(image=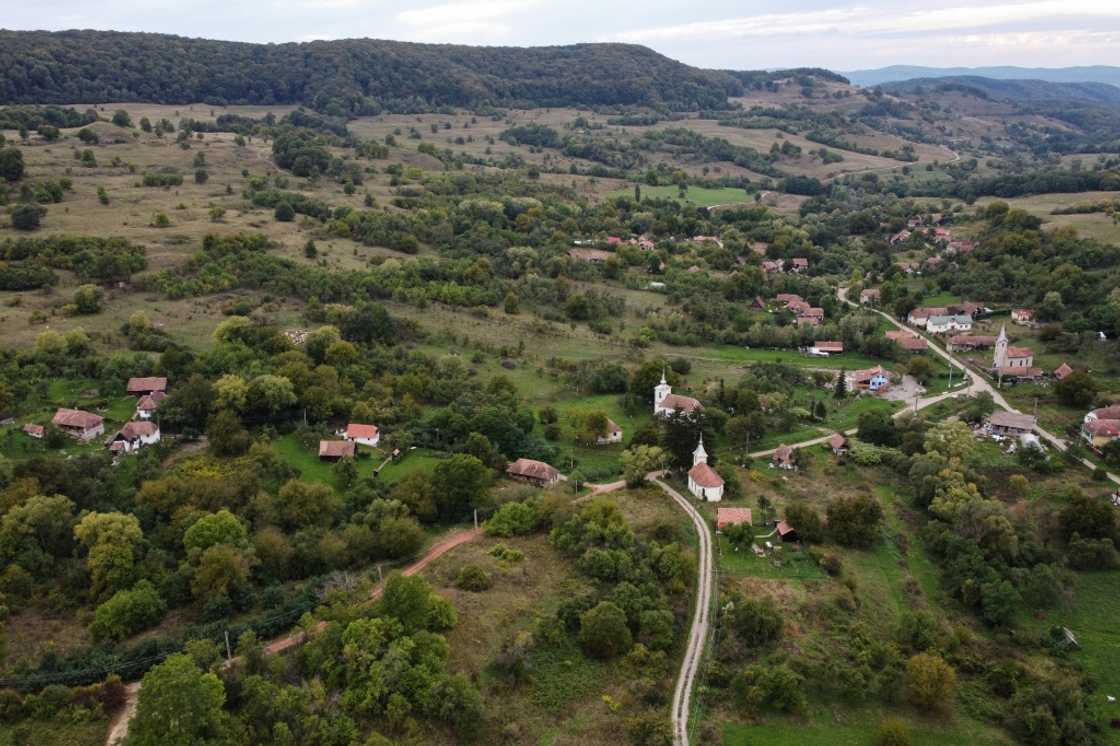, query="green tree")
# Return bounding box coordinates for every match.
[129,653,226,746]
[0,147,24,182]
[431,454,490,521]
[485,501,537,537]
[72,284,102,314]
[904,653,956,713]
[111,109,133,128]
[579,601,632,659]
[183,509,248,559]
[873,717,912,746]
[206,409,250,457]
[826,494,884,548]
[621,444,665,487]
[1055,370,1098,408]
[275,201,295,221]
[90,580,166,642]
[191,544,254,601]
[74,511,143,599]
[10,203,42,230]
